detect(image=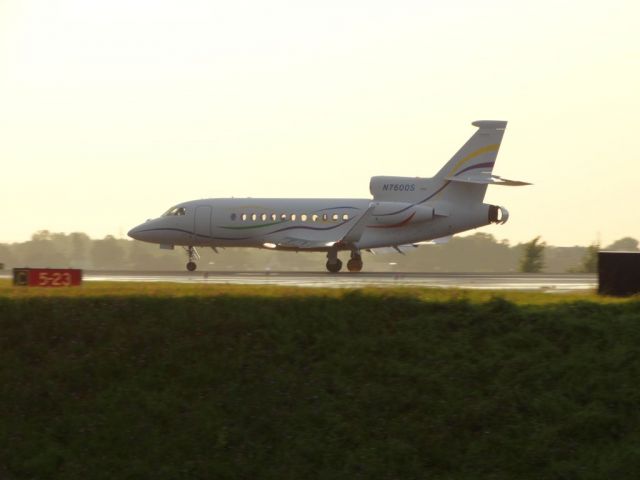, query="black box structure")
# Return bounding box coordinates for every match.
[598,251,640,296]
[13,268,29,286]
